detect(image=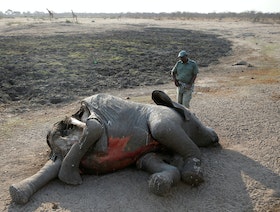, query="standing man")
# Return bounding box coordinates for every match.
[171,50,199,108]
